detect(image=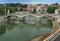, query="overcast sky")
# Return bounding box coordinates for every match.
[0,0,60,4]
